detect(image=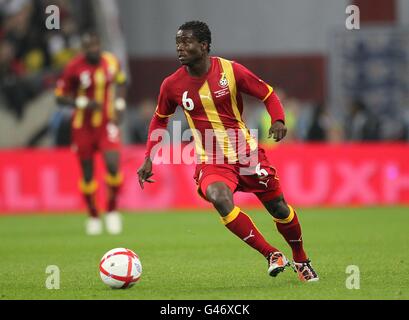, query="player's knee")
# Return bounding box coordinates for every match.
[270,199,290,220]
[82,168,93,182]
[206,184,234,215]
[207,187,231,206]
[80,159,94,182]
[106,162,118,176]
